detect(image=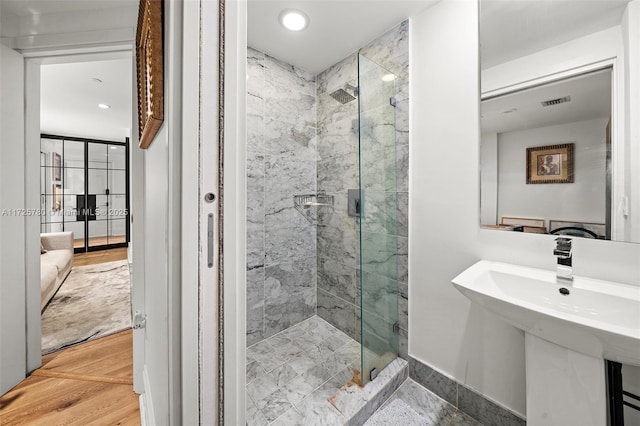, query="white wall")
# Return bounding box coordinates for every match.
[480,132,498,225]
[1,9,18,39]
[482,26,623,94]
[0,44,27,395]
[141,125,170,423]
[137,0,183,423]
[410,0,640,418]
[497,118,609,229]
[25,59,42,374]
